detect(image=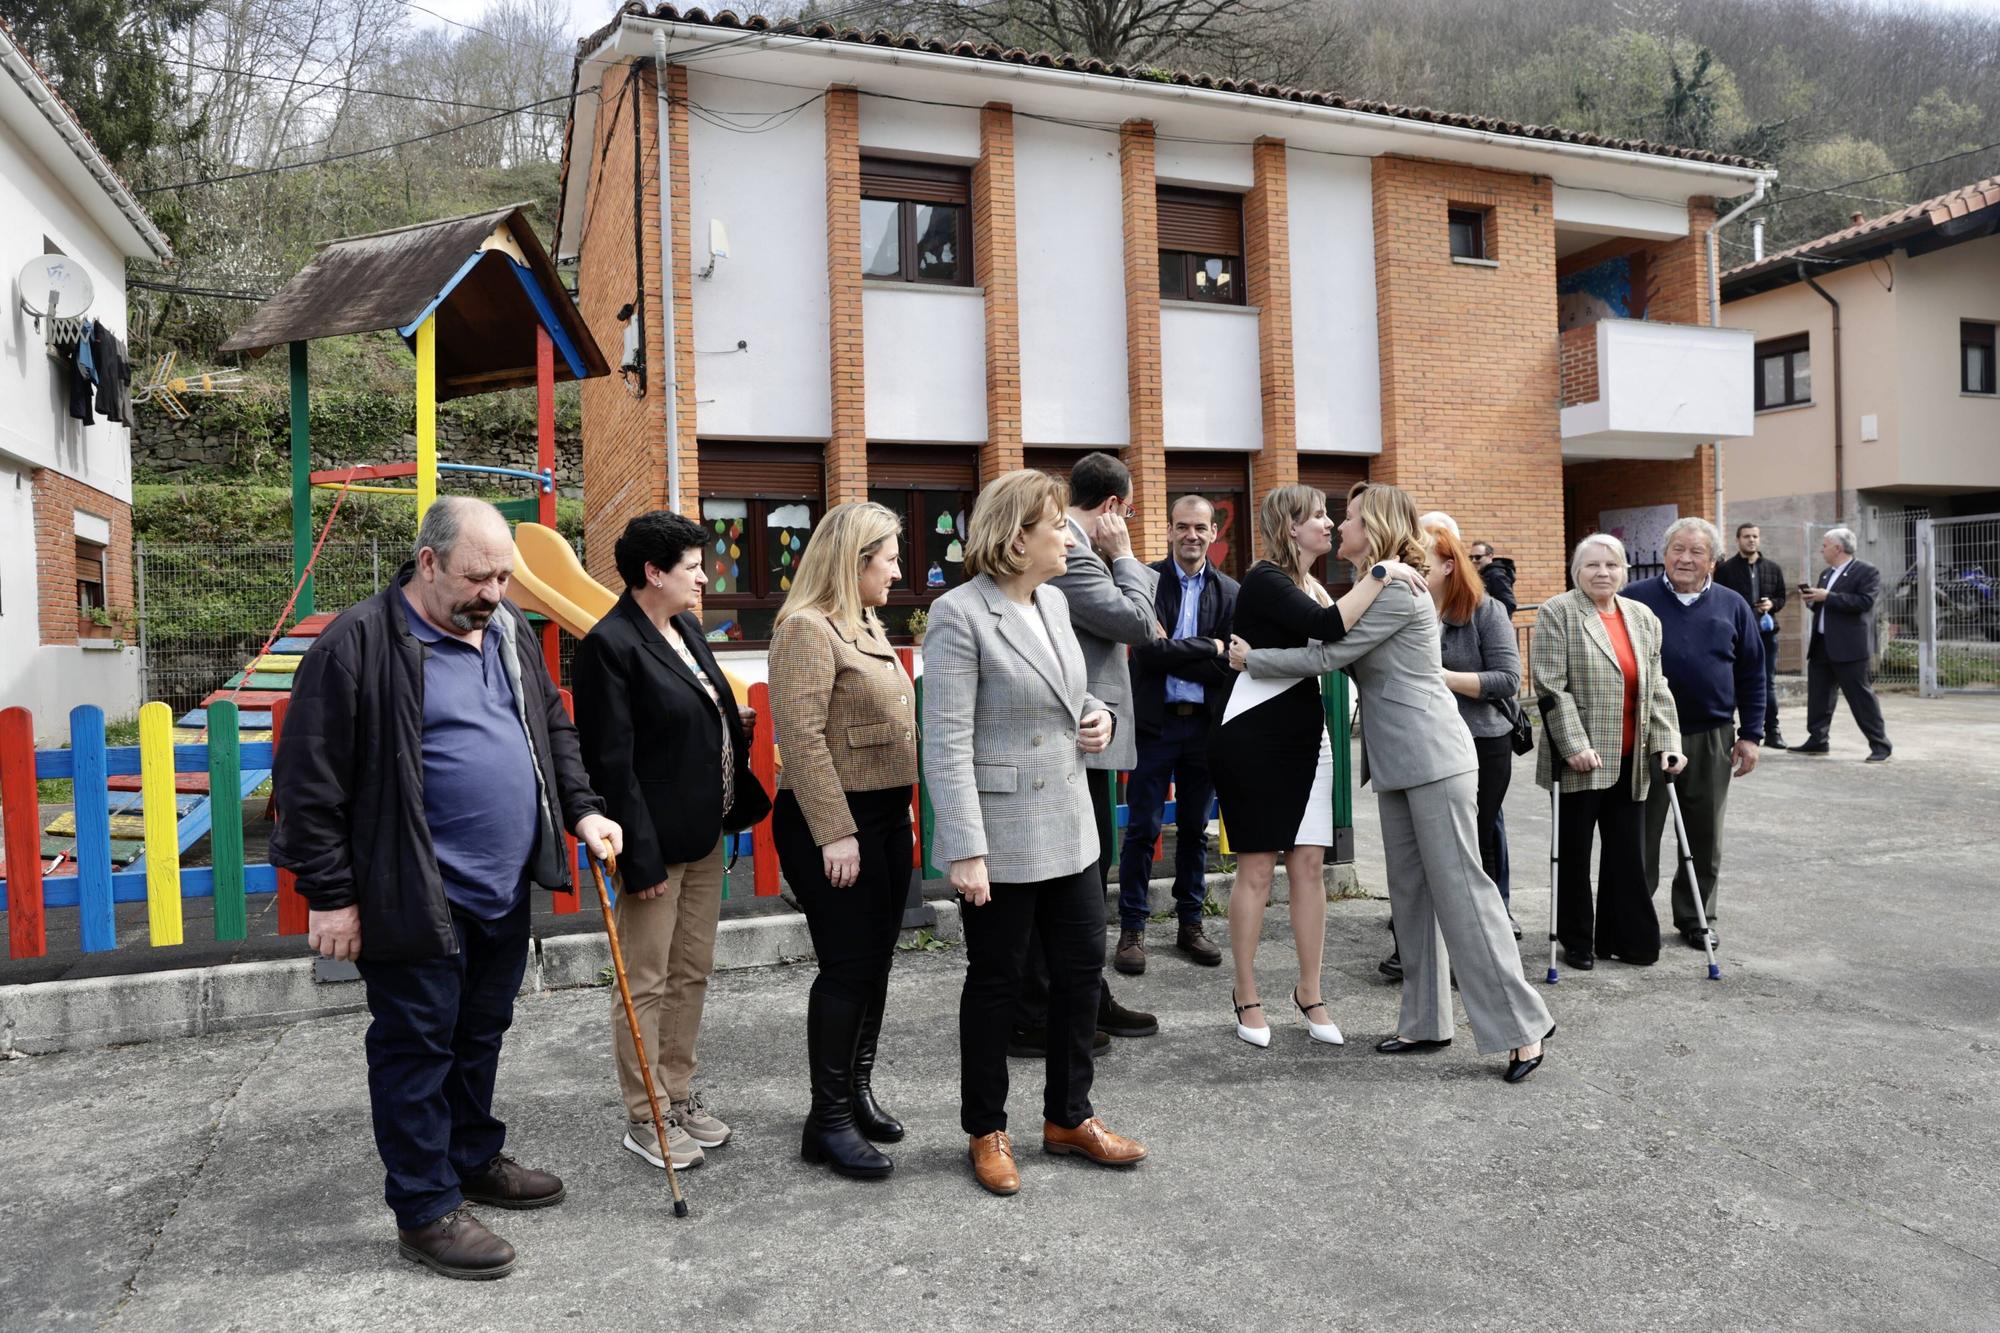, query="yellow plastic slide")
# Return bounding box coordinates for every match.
[510,522,751,705]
